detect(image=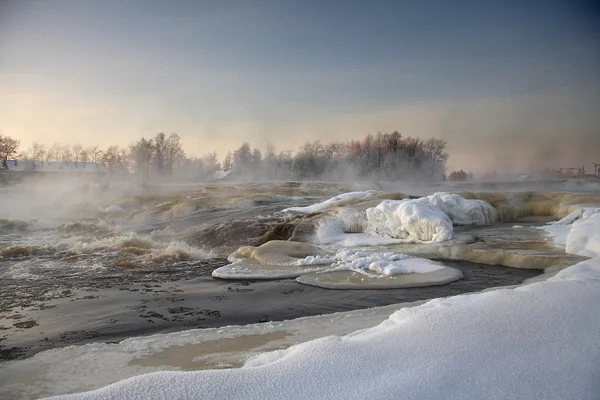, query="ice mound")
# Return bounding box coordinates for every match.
[212,241,335,279]
[308,208,407,247]
[424,192,497,226]
[366,193,496,242]
[282,191,380,214]
[366,199,453,242]
[540,208,600,258]
[51,258,600,400]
